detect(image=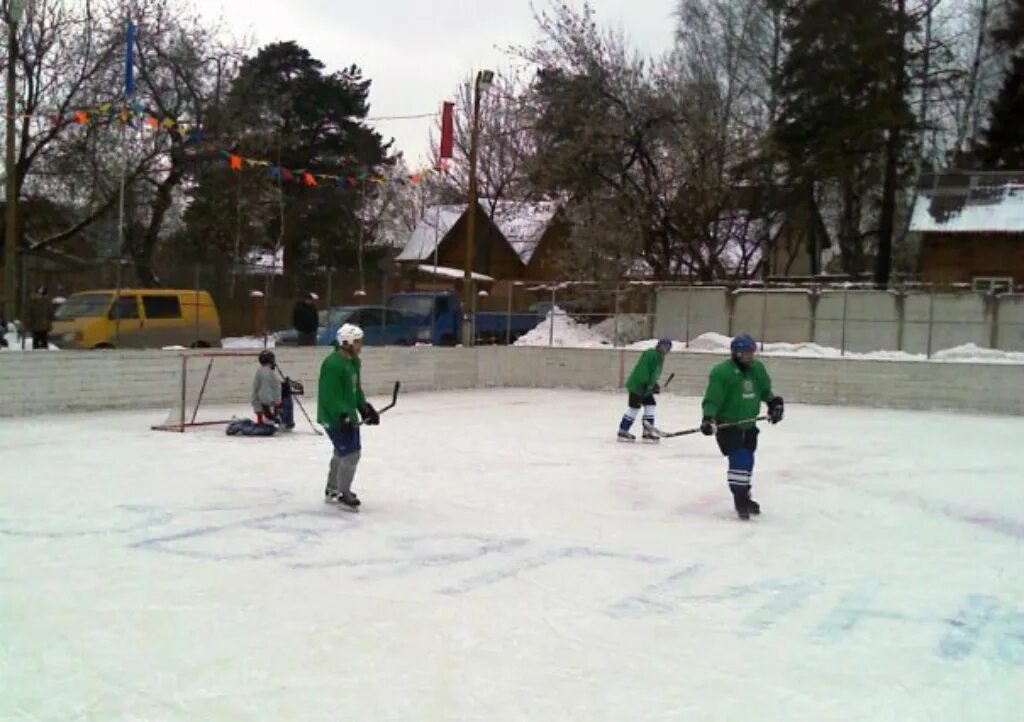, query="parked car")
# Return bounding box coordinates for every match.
[316,305,412,346]
[51,289,221,349]
[389,291,541,345]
